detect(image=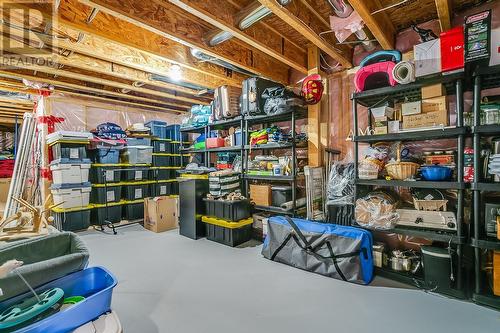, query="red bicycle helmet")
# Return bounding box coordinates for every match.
[301,74,324,105]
